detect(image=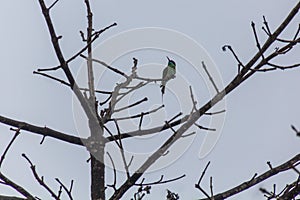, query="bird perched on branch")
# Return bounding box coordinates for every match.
[160,56,176,99]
